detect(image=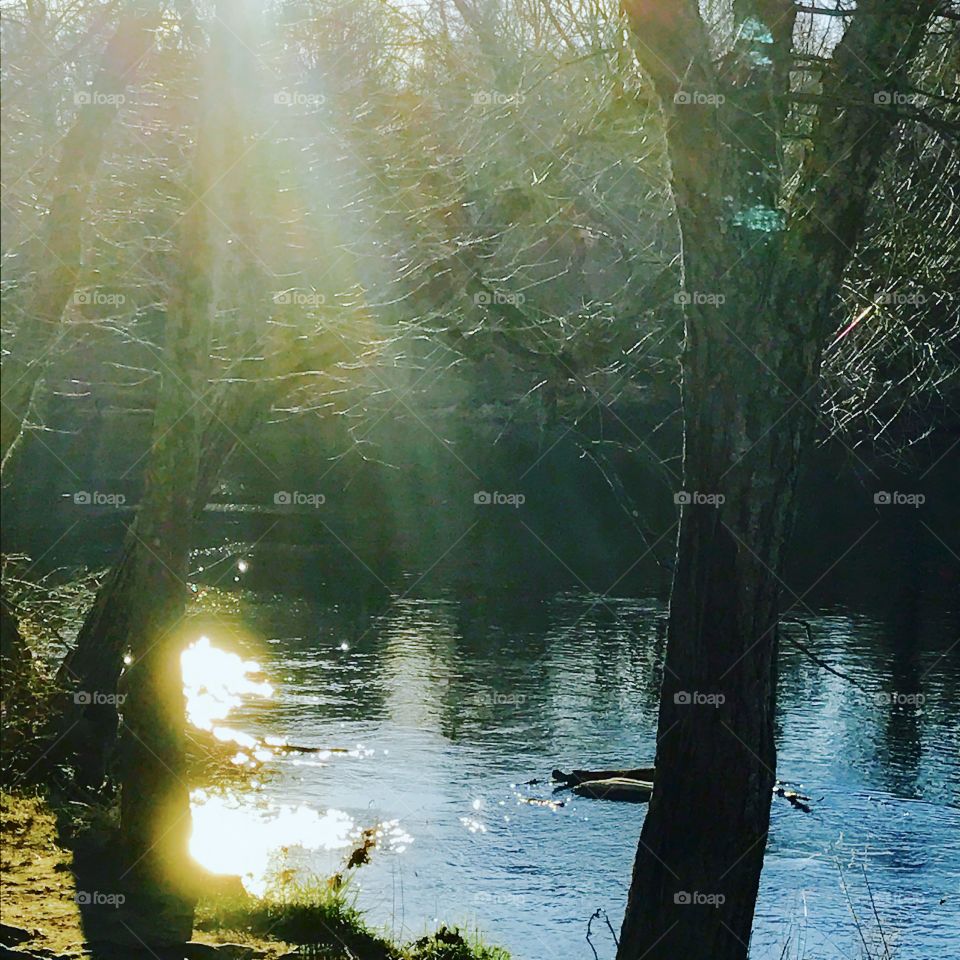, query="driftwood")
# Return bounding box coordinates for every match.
[553,766,656,786]
[554,767,813,811]
[774,782,813,813]
[572,778,654,803]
